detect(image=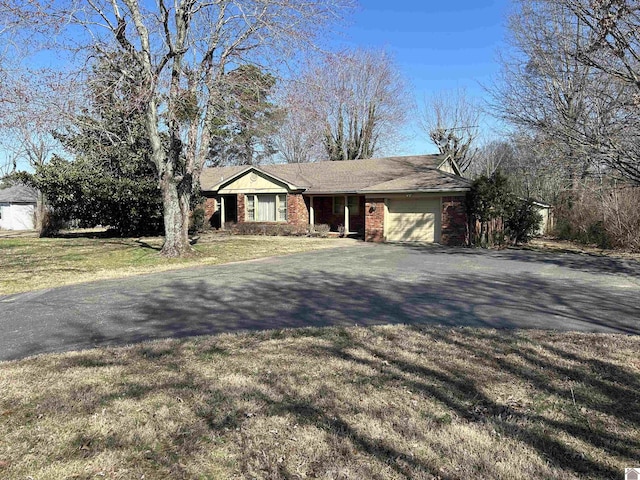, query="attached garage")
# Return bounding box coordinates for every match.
[385,197,441,243]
